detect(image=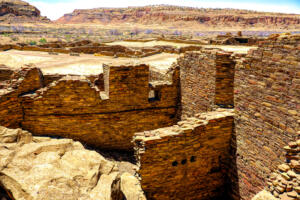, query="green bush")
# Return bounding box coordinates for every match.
[39,38,47,44]
[29,41,37,46]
